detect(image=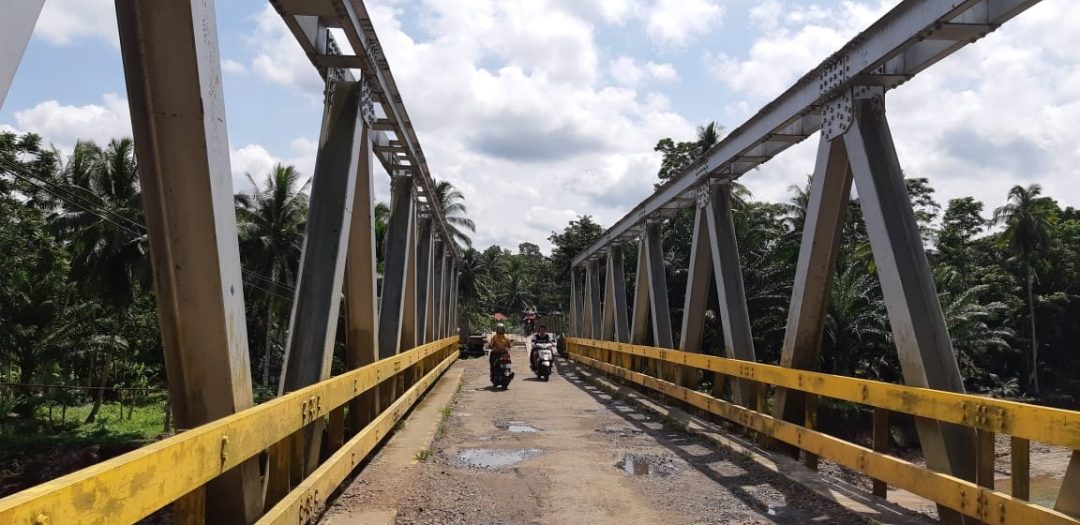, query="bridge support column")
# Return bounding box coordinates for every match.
[415,217,433,344]
[275,78,364,484]
[443,257,455,338]
[0,0,42,109]
[570,268,583,337]
[379,175,416,357]
[431,241,445,340]
[344,123,379,435]
[845,95,974,522]
[705,182,757,407]
[606,245,630,343]
[773,136,852,431]
[678,204,712,390]
[115,0,261,520]
[400,210,419,352]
